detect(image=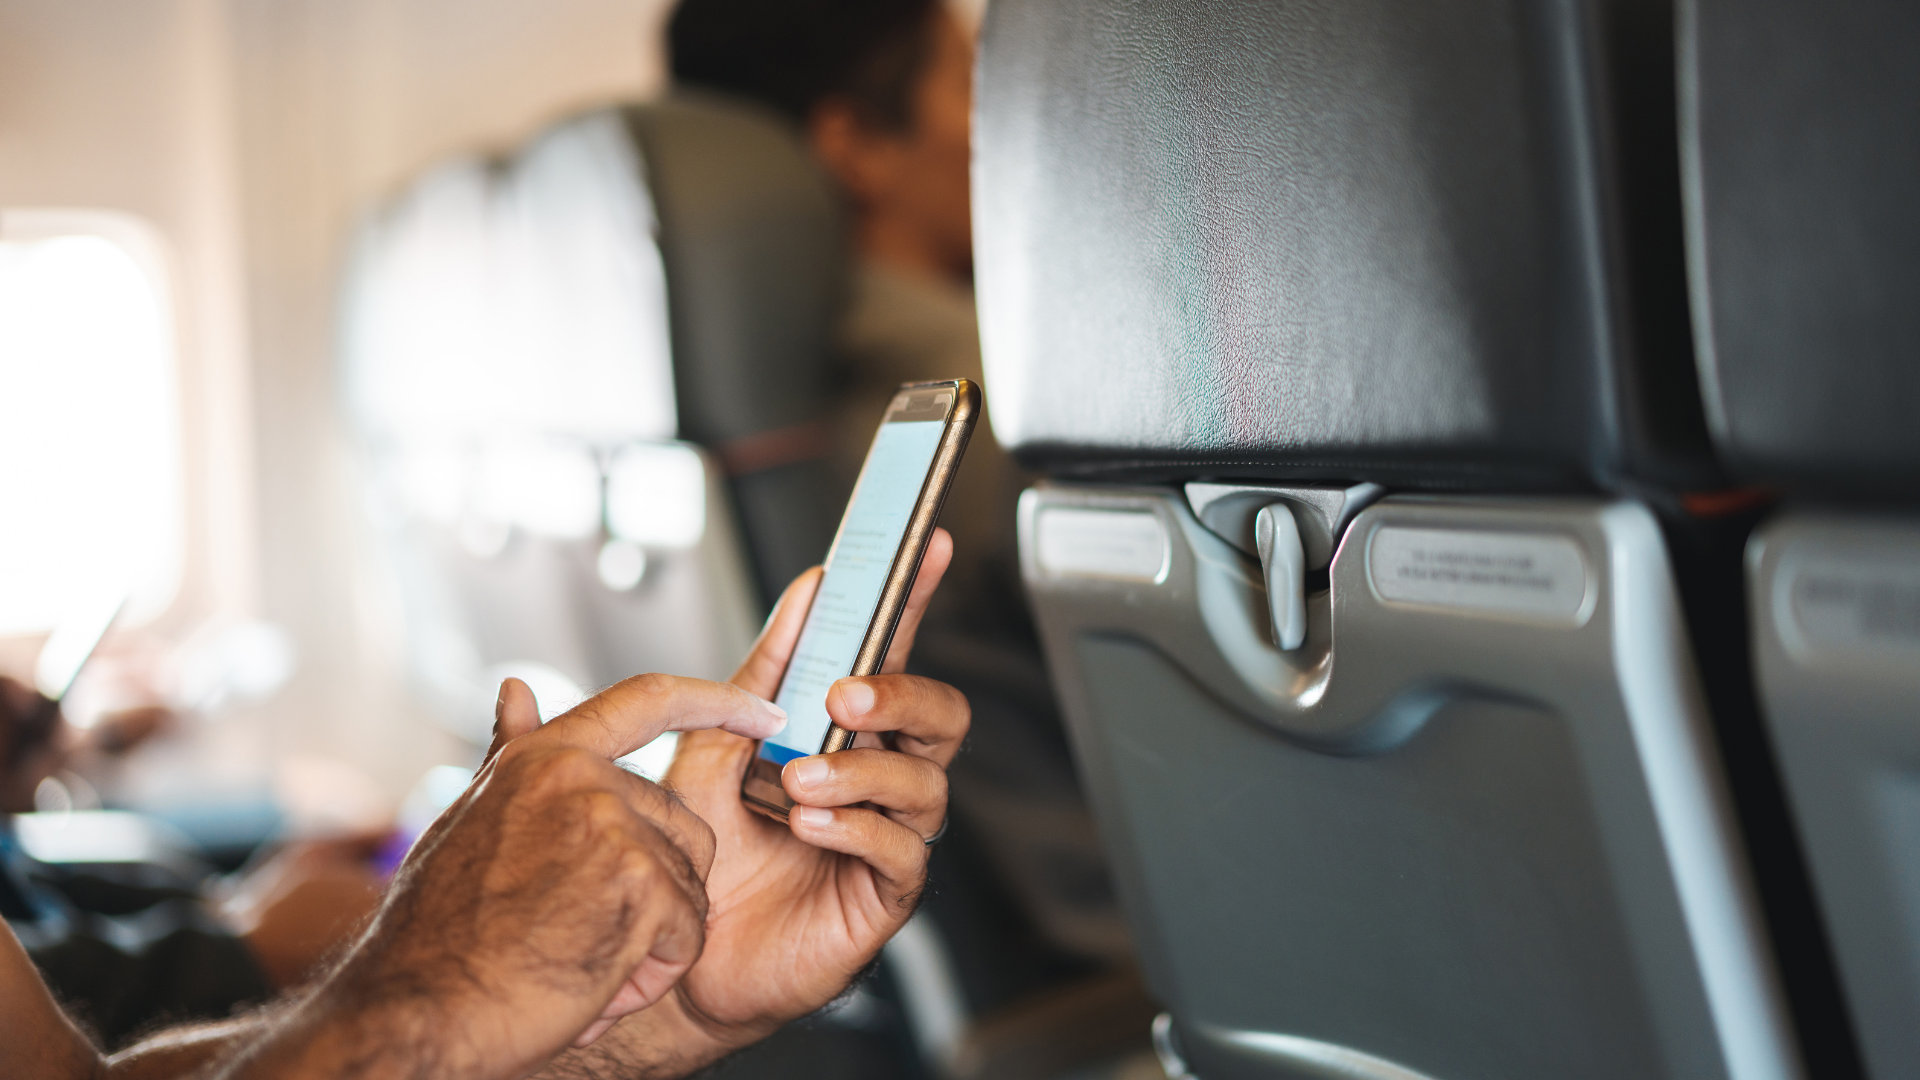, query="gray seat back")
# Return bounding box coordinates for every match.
[976,1,1800,1077]
[1684,2,1920,1077]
